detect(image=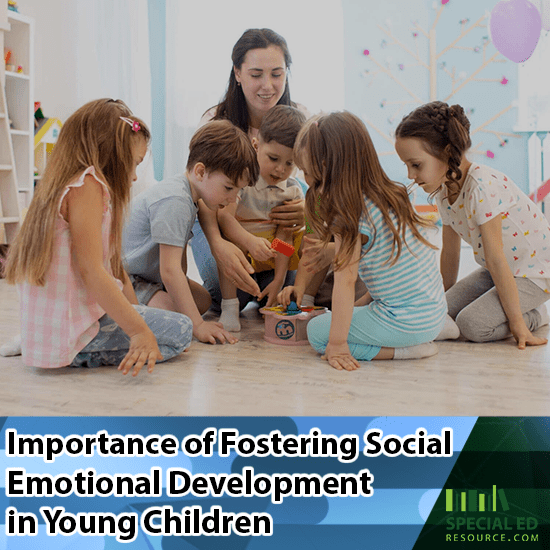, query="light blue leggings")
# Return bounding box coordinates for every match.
[70,305,193,367]
[307,305,442,361]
